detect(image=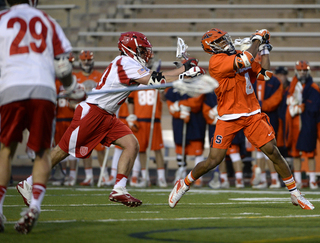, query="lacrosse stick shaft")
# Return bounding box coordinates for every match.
[144,89,158,179]
[181,121,187,166]
[97,146,110,188]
